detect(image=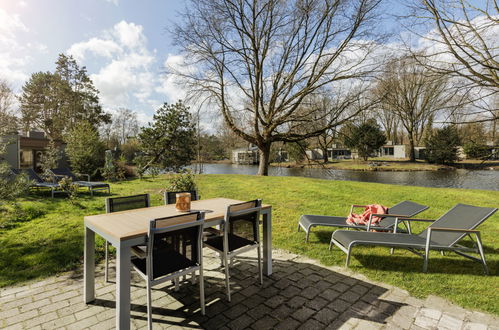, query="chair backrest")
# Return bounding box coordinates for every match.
[379,200,429,227]
[225,199,262,242]
[106,194,150,213]
[50,168,77,181]
[417,204,497,247]
[164,190,199,205]
[147,212,204,281]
